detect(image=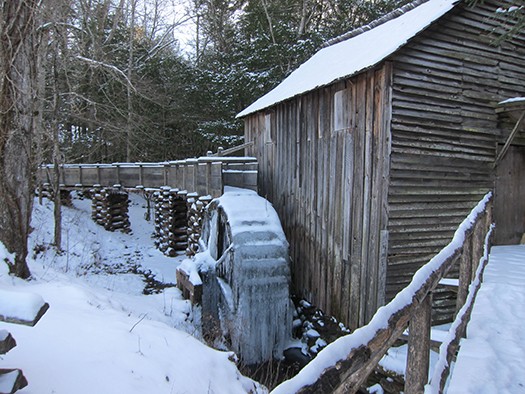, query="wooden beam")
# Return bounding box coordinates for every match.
[494,110,525,168]
[212,141,254,157]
